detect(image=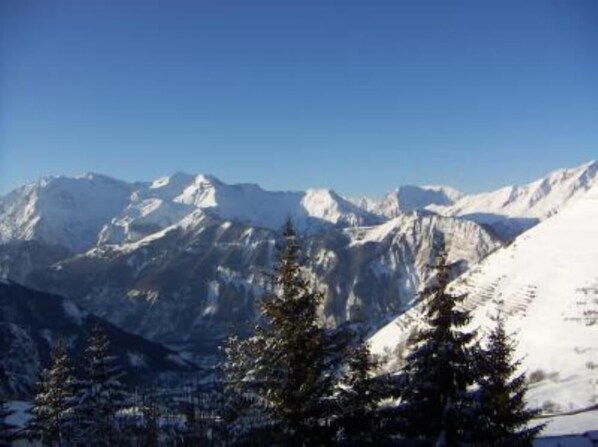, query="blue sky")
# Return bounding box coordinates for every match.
[1,0,596,196]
